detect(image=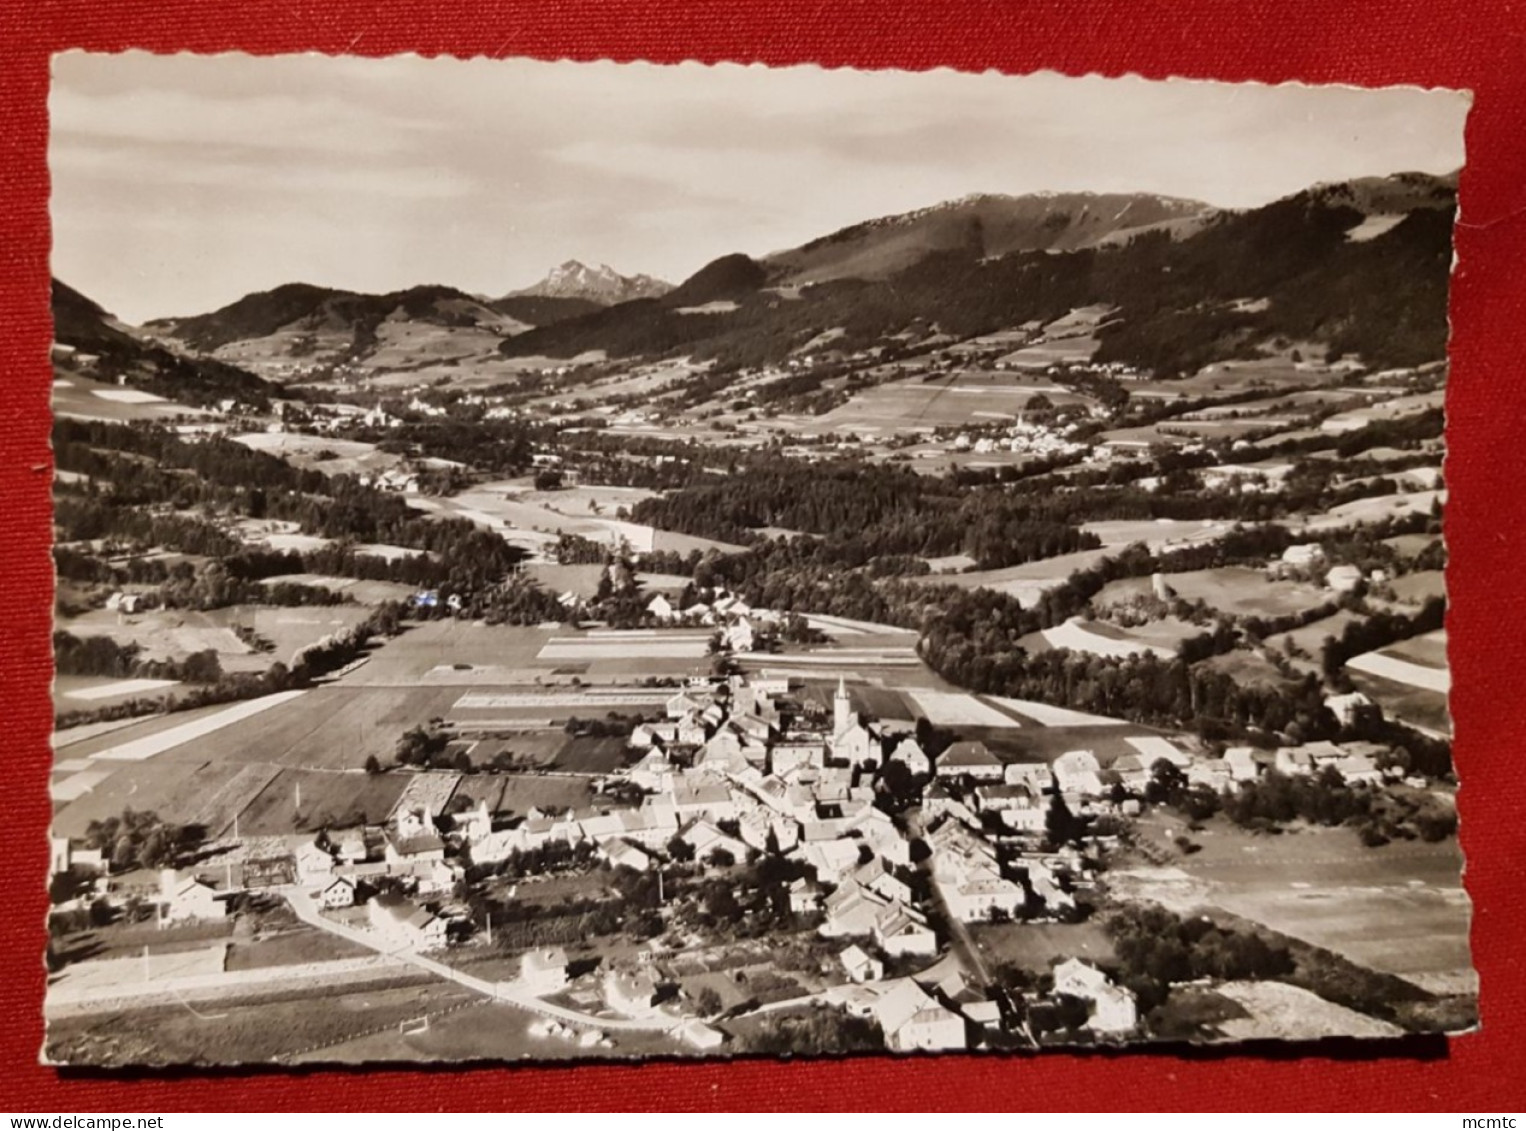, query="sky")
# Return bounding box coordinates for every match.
[50,52,1470,325]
